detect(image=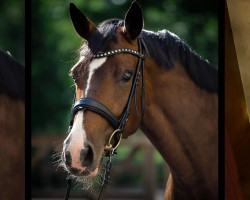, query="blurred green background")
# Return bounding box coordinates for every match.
[32,0,217,198]
[32,0,218,134]
[0,0,25,65]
